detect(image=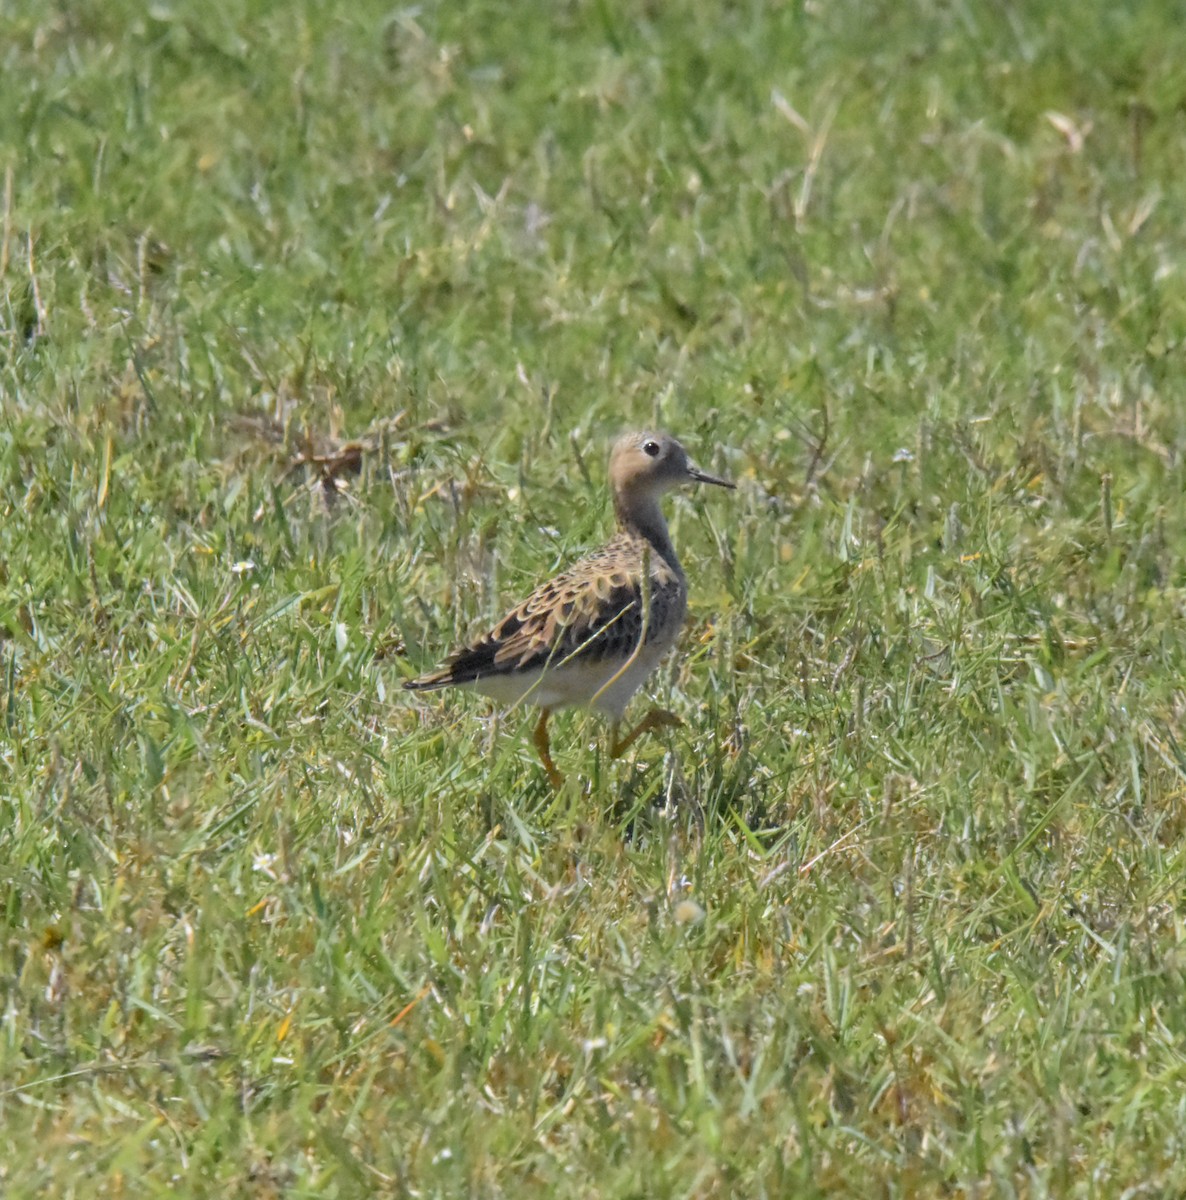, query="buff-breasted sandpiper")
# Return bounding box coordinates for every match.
[404,431,734,787]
